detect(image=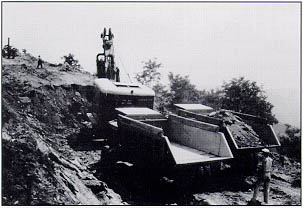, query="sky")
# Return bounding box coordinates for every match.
[2,2,301,127]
